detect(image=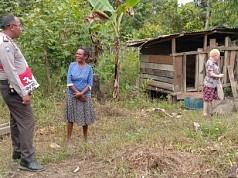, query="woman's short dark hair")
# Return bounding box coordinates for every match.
[79,46,90,61]
[1,14,16,29]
